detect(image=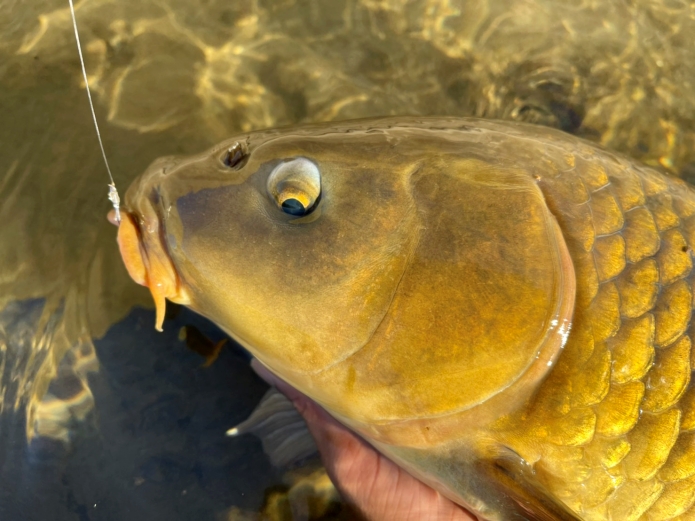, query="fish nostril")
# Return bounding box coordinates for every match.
[222,141,248,170]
